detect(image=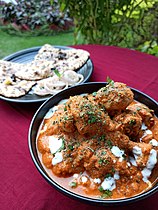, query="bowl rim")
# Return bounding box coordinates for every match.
[28,82,158,205]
